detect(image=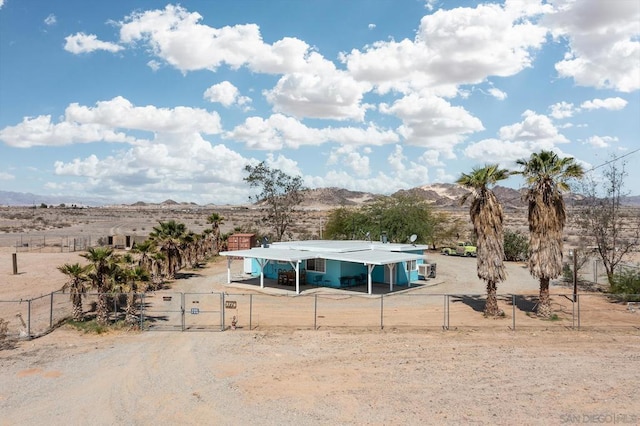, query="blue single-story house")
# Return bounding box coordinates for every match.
[219,239,433,295]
